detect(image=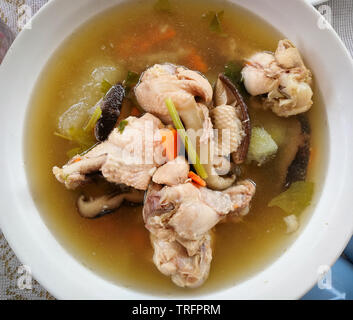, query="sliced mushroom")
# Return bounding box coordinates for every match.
[95,83,125,142]
[284,115,311,189]
[213,74,251,164]
[77,188,144,219]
